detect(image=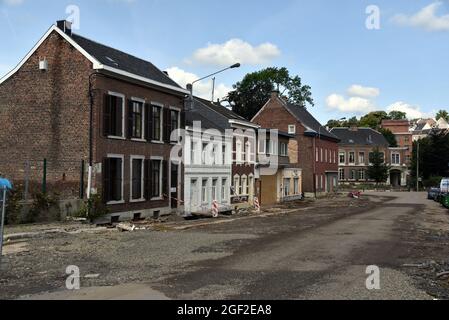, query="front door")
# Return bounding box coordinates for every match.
[171,164,179,209]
